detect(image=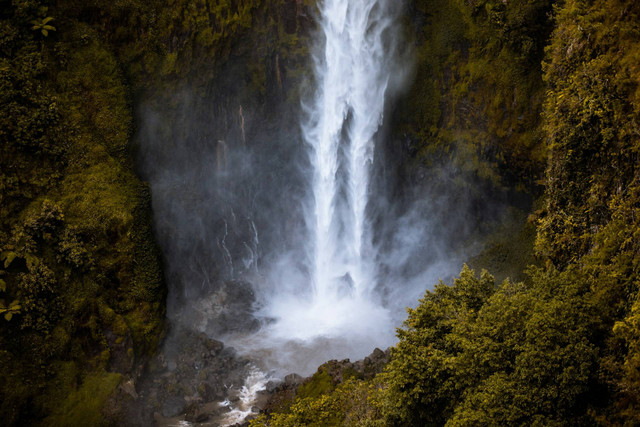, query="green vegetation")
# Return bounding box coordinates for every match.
[252,0,640,425]
[43,370,122,427]
[1,0,639,424]
[253,264,634,425]
[395,0,552,192]
[0,0,165,424]
[1,0,310,424]
[297,369,336,400]
[253,378,386,427]
[382,266,601,425]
